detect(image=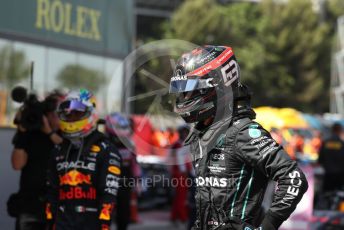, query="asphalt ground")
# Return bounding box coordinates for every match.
[114,210,188,230]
